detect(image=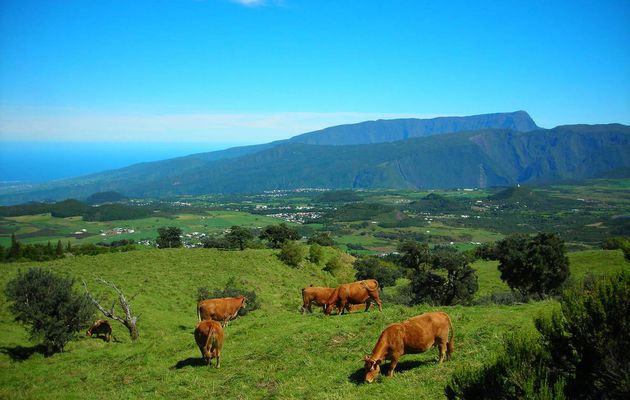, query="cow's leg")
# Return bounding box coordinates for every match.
[338,300,346,315]
[374,296,383,312]
[387,357,400,377]
[215,349,221,369]
[438,339,447,363]
[364,301,371,312]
